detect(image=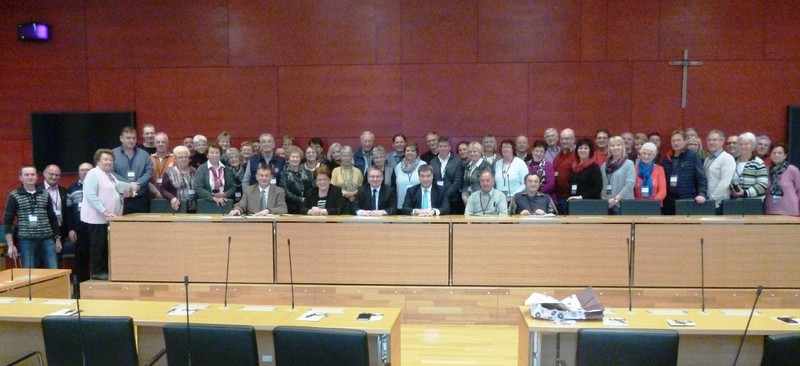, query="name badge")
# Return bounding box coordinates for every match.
[156,178,163,185]
[670,175,678,187]
[54,209,61,216]
[605,184,612,195]
[127,171,135,180]
[78,202,83,210]
[270,178,277,185]
[571,184,578,195]
[235,192,242,198]
[188,189,195,195]
[773,196,782,203]
[437,180,444,186]
[641,187,650,198]
[28,215,38,222]
[554,171,559,177]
